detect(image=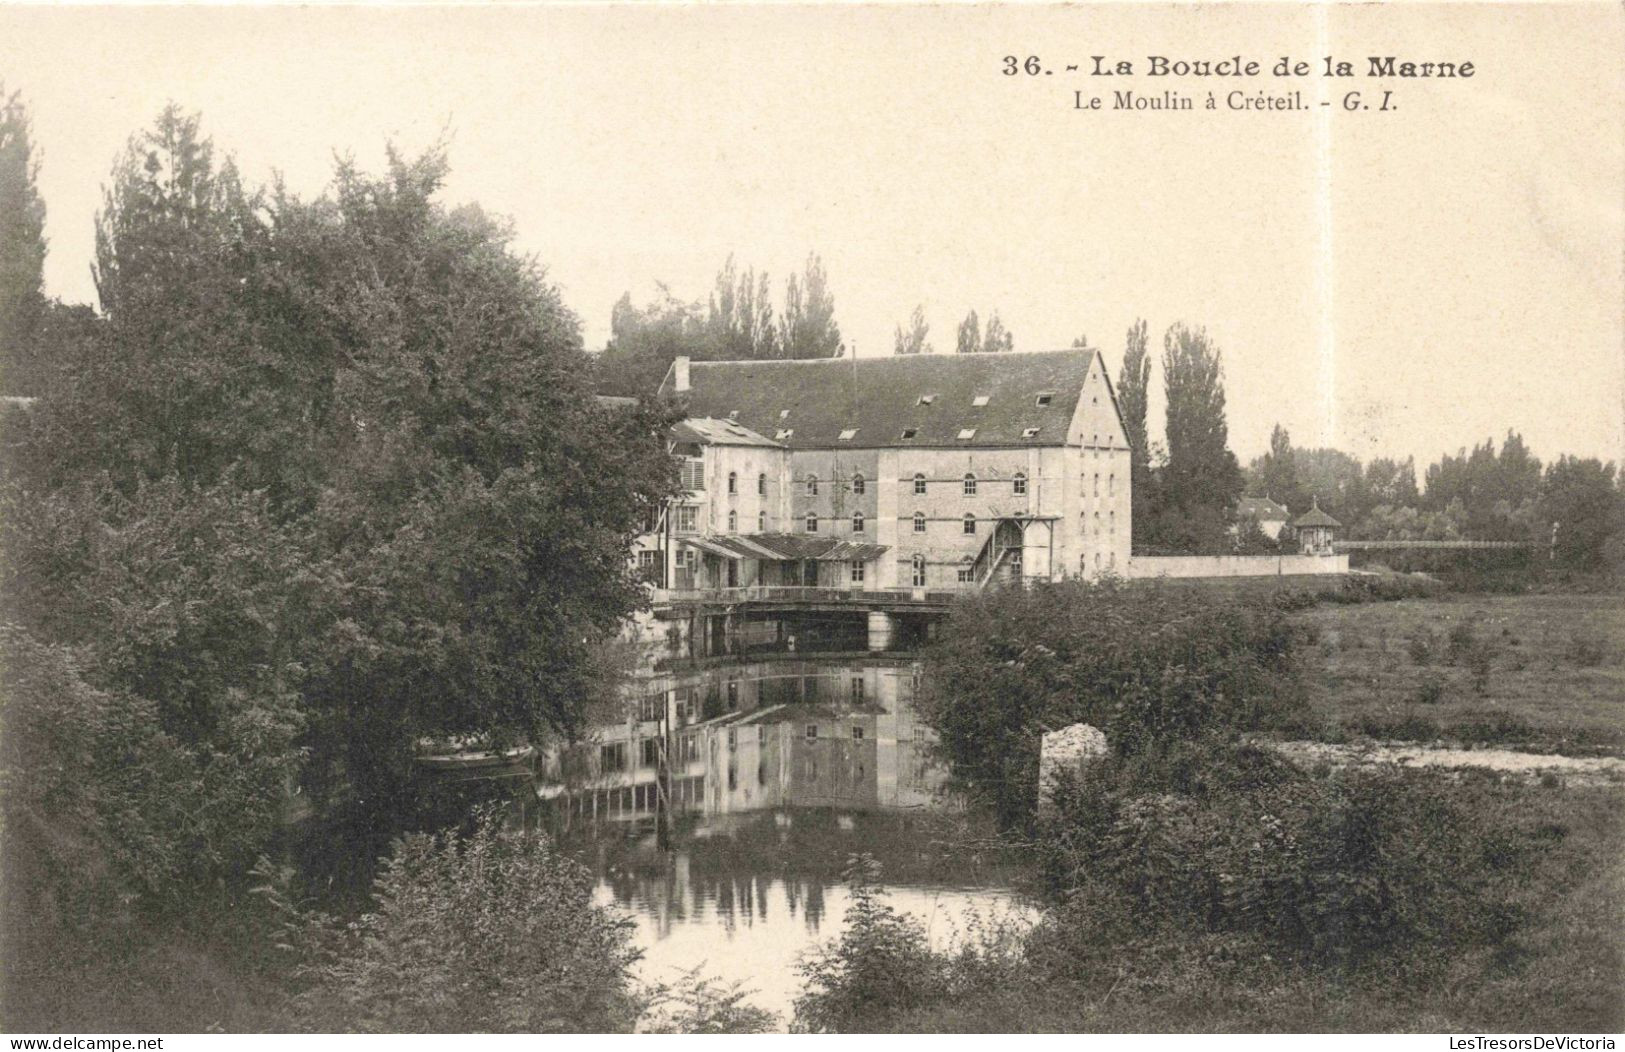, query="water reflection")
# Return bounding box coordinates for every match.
[538,658,1030,1020]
